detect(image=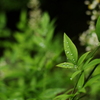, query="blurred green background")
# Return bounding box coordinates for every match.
[0,0,100,100]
